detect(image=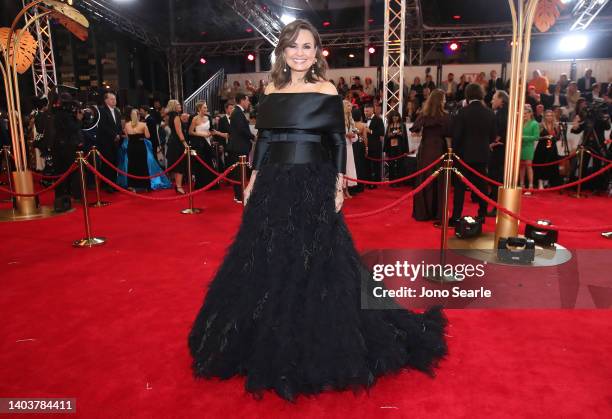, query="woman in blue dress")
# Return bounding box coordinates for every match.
[188,20,447,402]
[117,108,171,191]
